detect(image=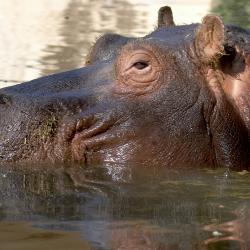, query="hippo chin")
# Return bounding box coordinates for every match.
[0,6,249,170]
